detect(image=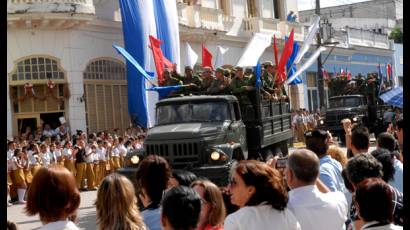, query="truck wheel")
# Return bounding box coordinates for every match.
[279,140,289,156]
